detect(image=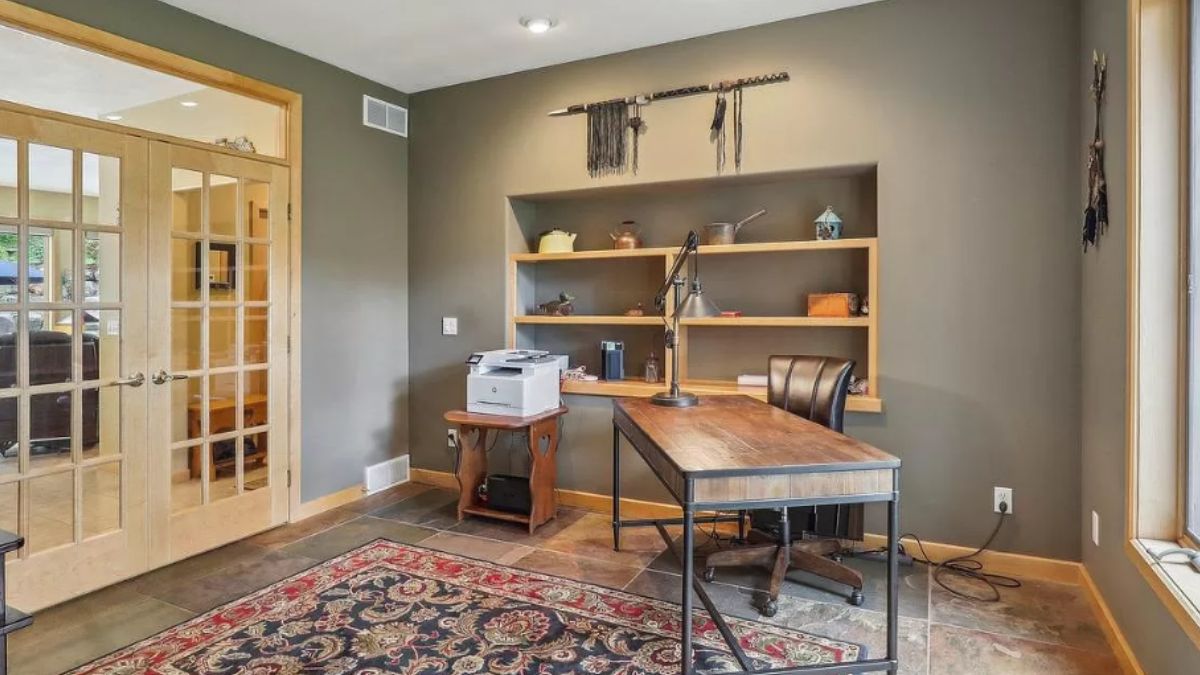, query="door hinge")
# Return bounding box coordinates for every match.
[287,203,293,223]
[287,334,292,355]
[287,469,293,488]
[1189,273,1195,295]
